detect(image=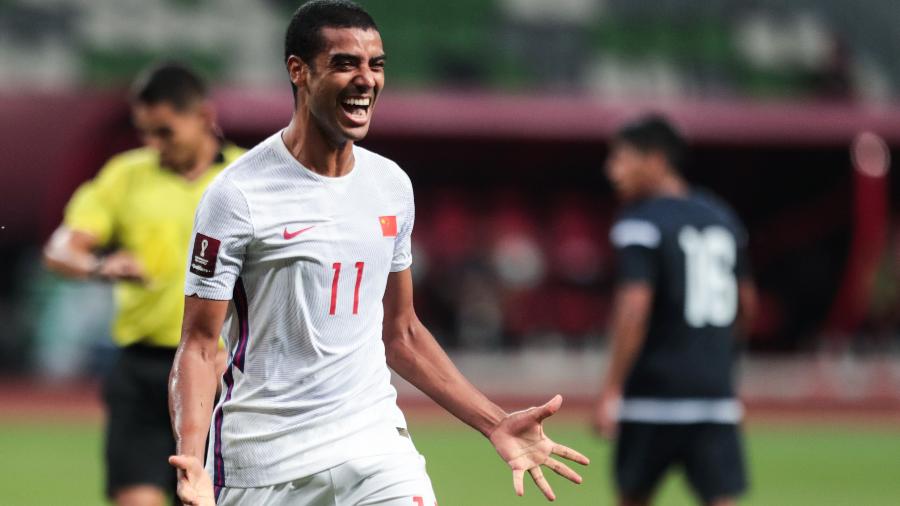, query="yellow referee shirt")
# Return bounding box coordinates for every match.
[63,144,245,348]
